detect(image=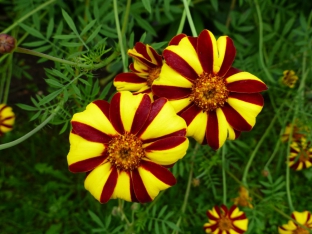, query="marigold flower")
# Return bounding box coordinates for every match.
[152,29,267,150]
[281,122,308,143]
[0,34,16,54]
[204,205,248,234]
[280,70,298,88]
[0,104,15,136]
[233,186,253,208]
[278,210,312,234]
[67,91,189,203]
[288,138,312,171]
[114,42,163,98]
